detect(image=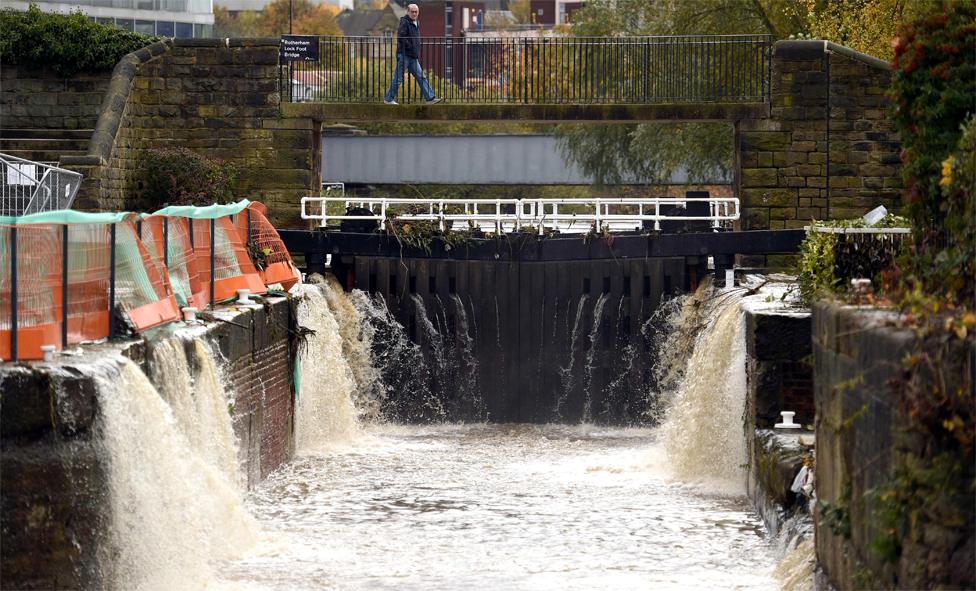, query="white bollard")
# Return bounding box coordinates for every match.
[725,268,735,288]
[236,289,251,305]
[774,411,801,429]
[182,307,198,322]
[40,344,57,362]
